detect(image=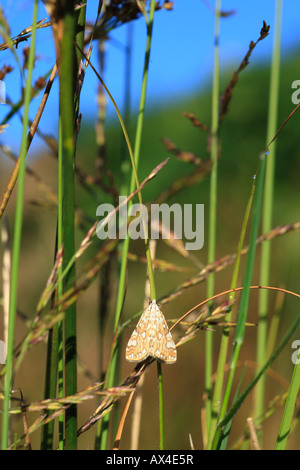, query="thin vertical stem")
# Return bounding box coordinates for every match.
[120,22,133,193]
[57,116,64,449]
[1,0,38,450]
[116,0,157,324]
[99,0,157,449]
[207,182,256,449]
[157,361,165,450]
[42,114,64,449]
[256,0,282,431]
[211,155,267,449]
[41,288,59,449]
[205,0,221,440]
